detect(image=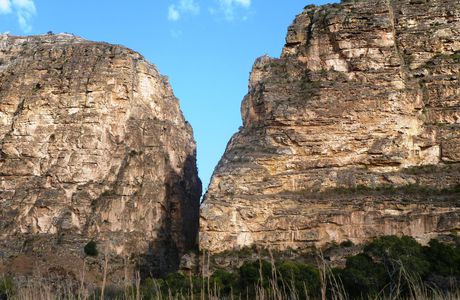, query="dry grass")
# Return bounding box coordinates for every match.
[2,252,460,300]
